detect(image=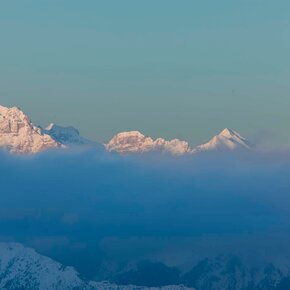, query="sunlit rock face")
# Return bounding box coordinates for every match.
[0,103,252,156]
[193,128,252,153]
[106,131,155,154]
[106,128,251,155]
[0,105,60,154]
[106,131,192,155]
